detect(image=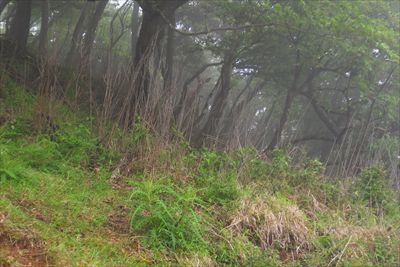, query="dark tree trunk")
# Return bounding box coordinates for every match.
[173,61,223,121]
[0,0,10,16]
[265,48,302,152]
[266,90,295,151]
[130,1,140,62]
[132,0,188,111]
[132,5,166,109]
[220,77,264,141]
[196,51,235,143]
[39,0,49,56]
[7,0,32,52]
[163,13,176,91]
[255,101,277,149]
[81,0,108,66]
[65,1,92,66]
